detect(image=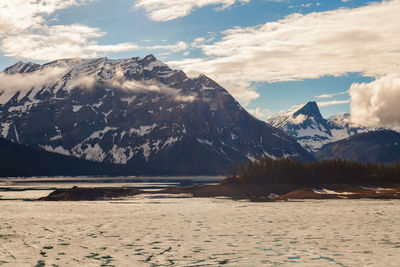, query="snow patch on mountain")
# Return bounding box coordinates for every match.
[72,105,82,112]
[197,138,213,146]
[75,143,106,162]
[1,122,11,138]
[130,124,158,137]
[40,145,70,156]
[110,145,133,164]
[162,137,179,149]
